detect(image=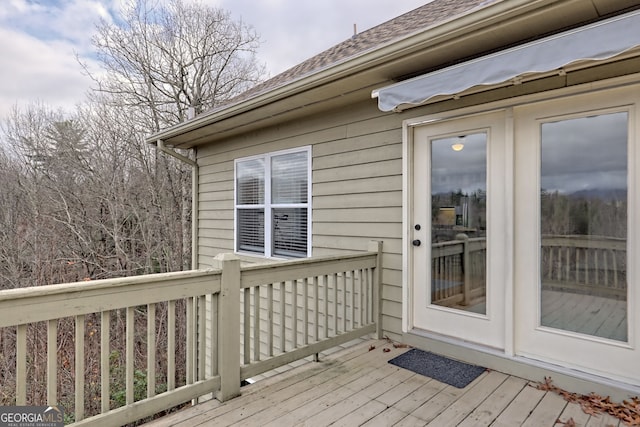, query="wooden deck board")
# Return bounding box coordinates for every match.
[558,402,592,426]
[426,371,508,425]
[585,412,621,427]
[408,383,467,422]
[481,380,546,427]
[394,378,450,415]
[143,338,621,427]
[360,406,413,426]
[457,375,528,427]
[521,392,567,427]
[375,373,436,407]
[541,290,627,341]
